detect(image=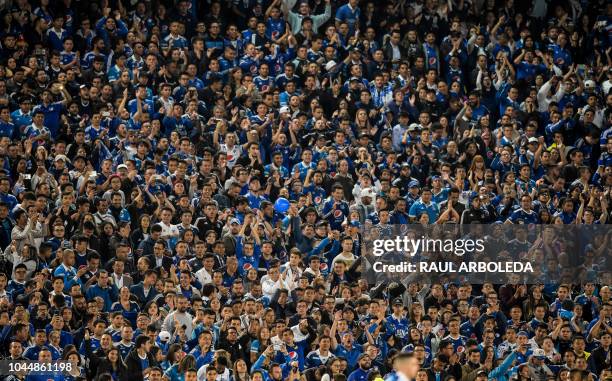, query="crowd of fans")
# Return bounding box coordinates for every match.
[0,0,610,380]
